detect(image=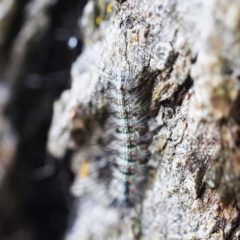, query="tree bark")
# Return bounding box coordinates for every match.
[48,0,240,239]
[0,0,240,239]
